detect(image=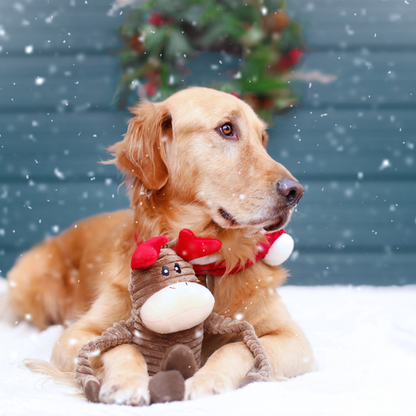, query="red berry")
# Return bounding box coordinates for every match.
[277,56,291,72]
[288,48,303,66]
[129,32,144,54]
[147,11,175,26]
[277,48,303,71]
[144,83,157,96]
